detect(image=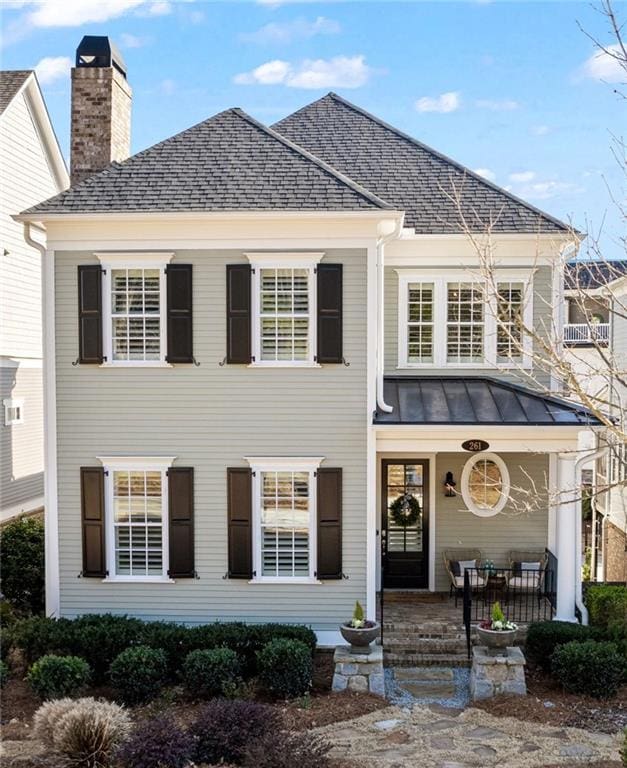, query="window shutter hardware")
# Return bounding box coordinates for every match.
[342,358,350,367]
[219,356,227,366]
[71,358,80,366]
[104,470,109,476]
